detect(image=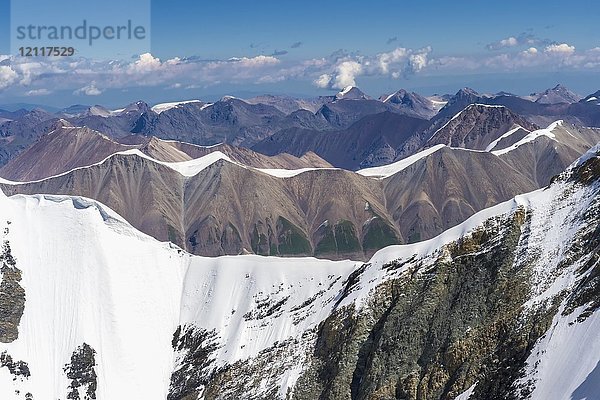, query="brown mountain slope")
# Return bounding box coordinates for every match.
[0,123,131,181]
[155,139,333,169]
[383,147,535,242]
[493,123,600,186]
[426,104,539,150]
[0,126,332,181]
[0,145,550,260]
[0,153,396,260]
